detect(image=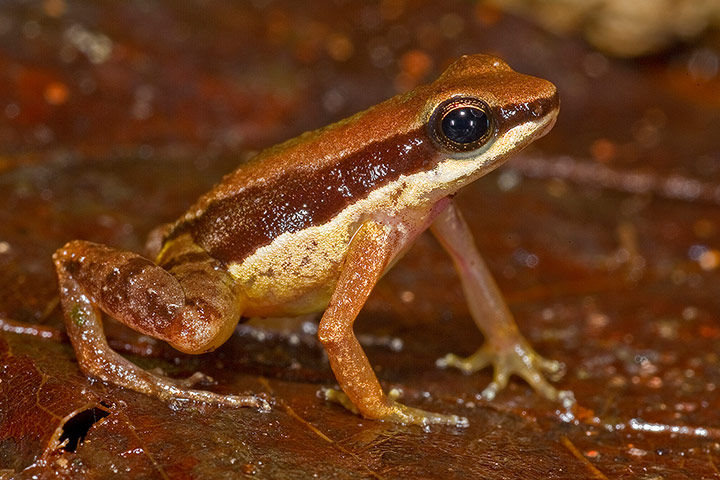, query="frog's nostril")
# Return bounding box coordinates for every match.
[531,102,546,117]
[531,90,559,118]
